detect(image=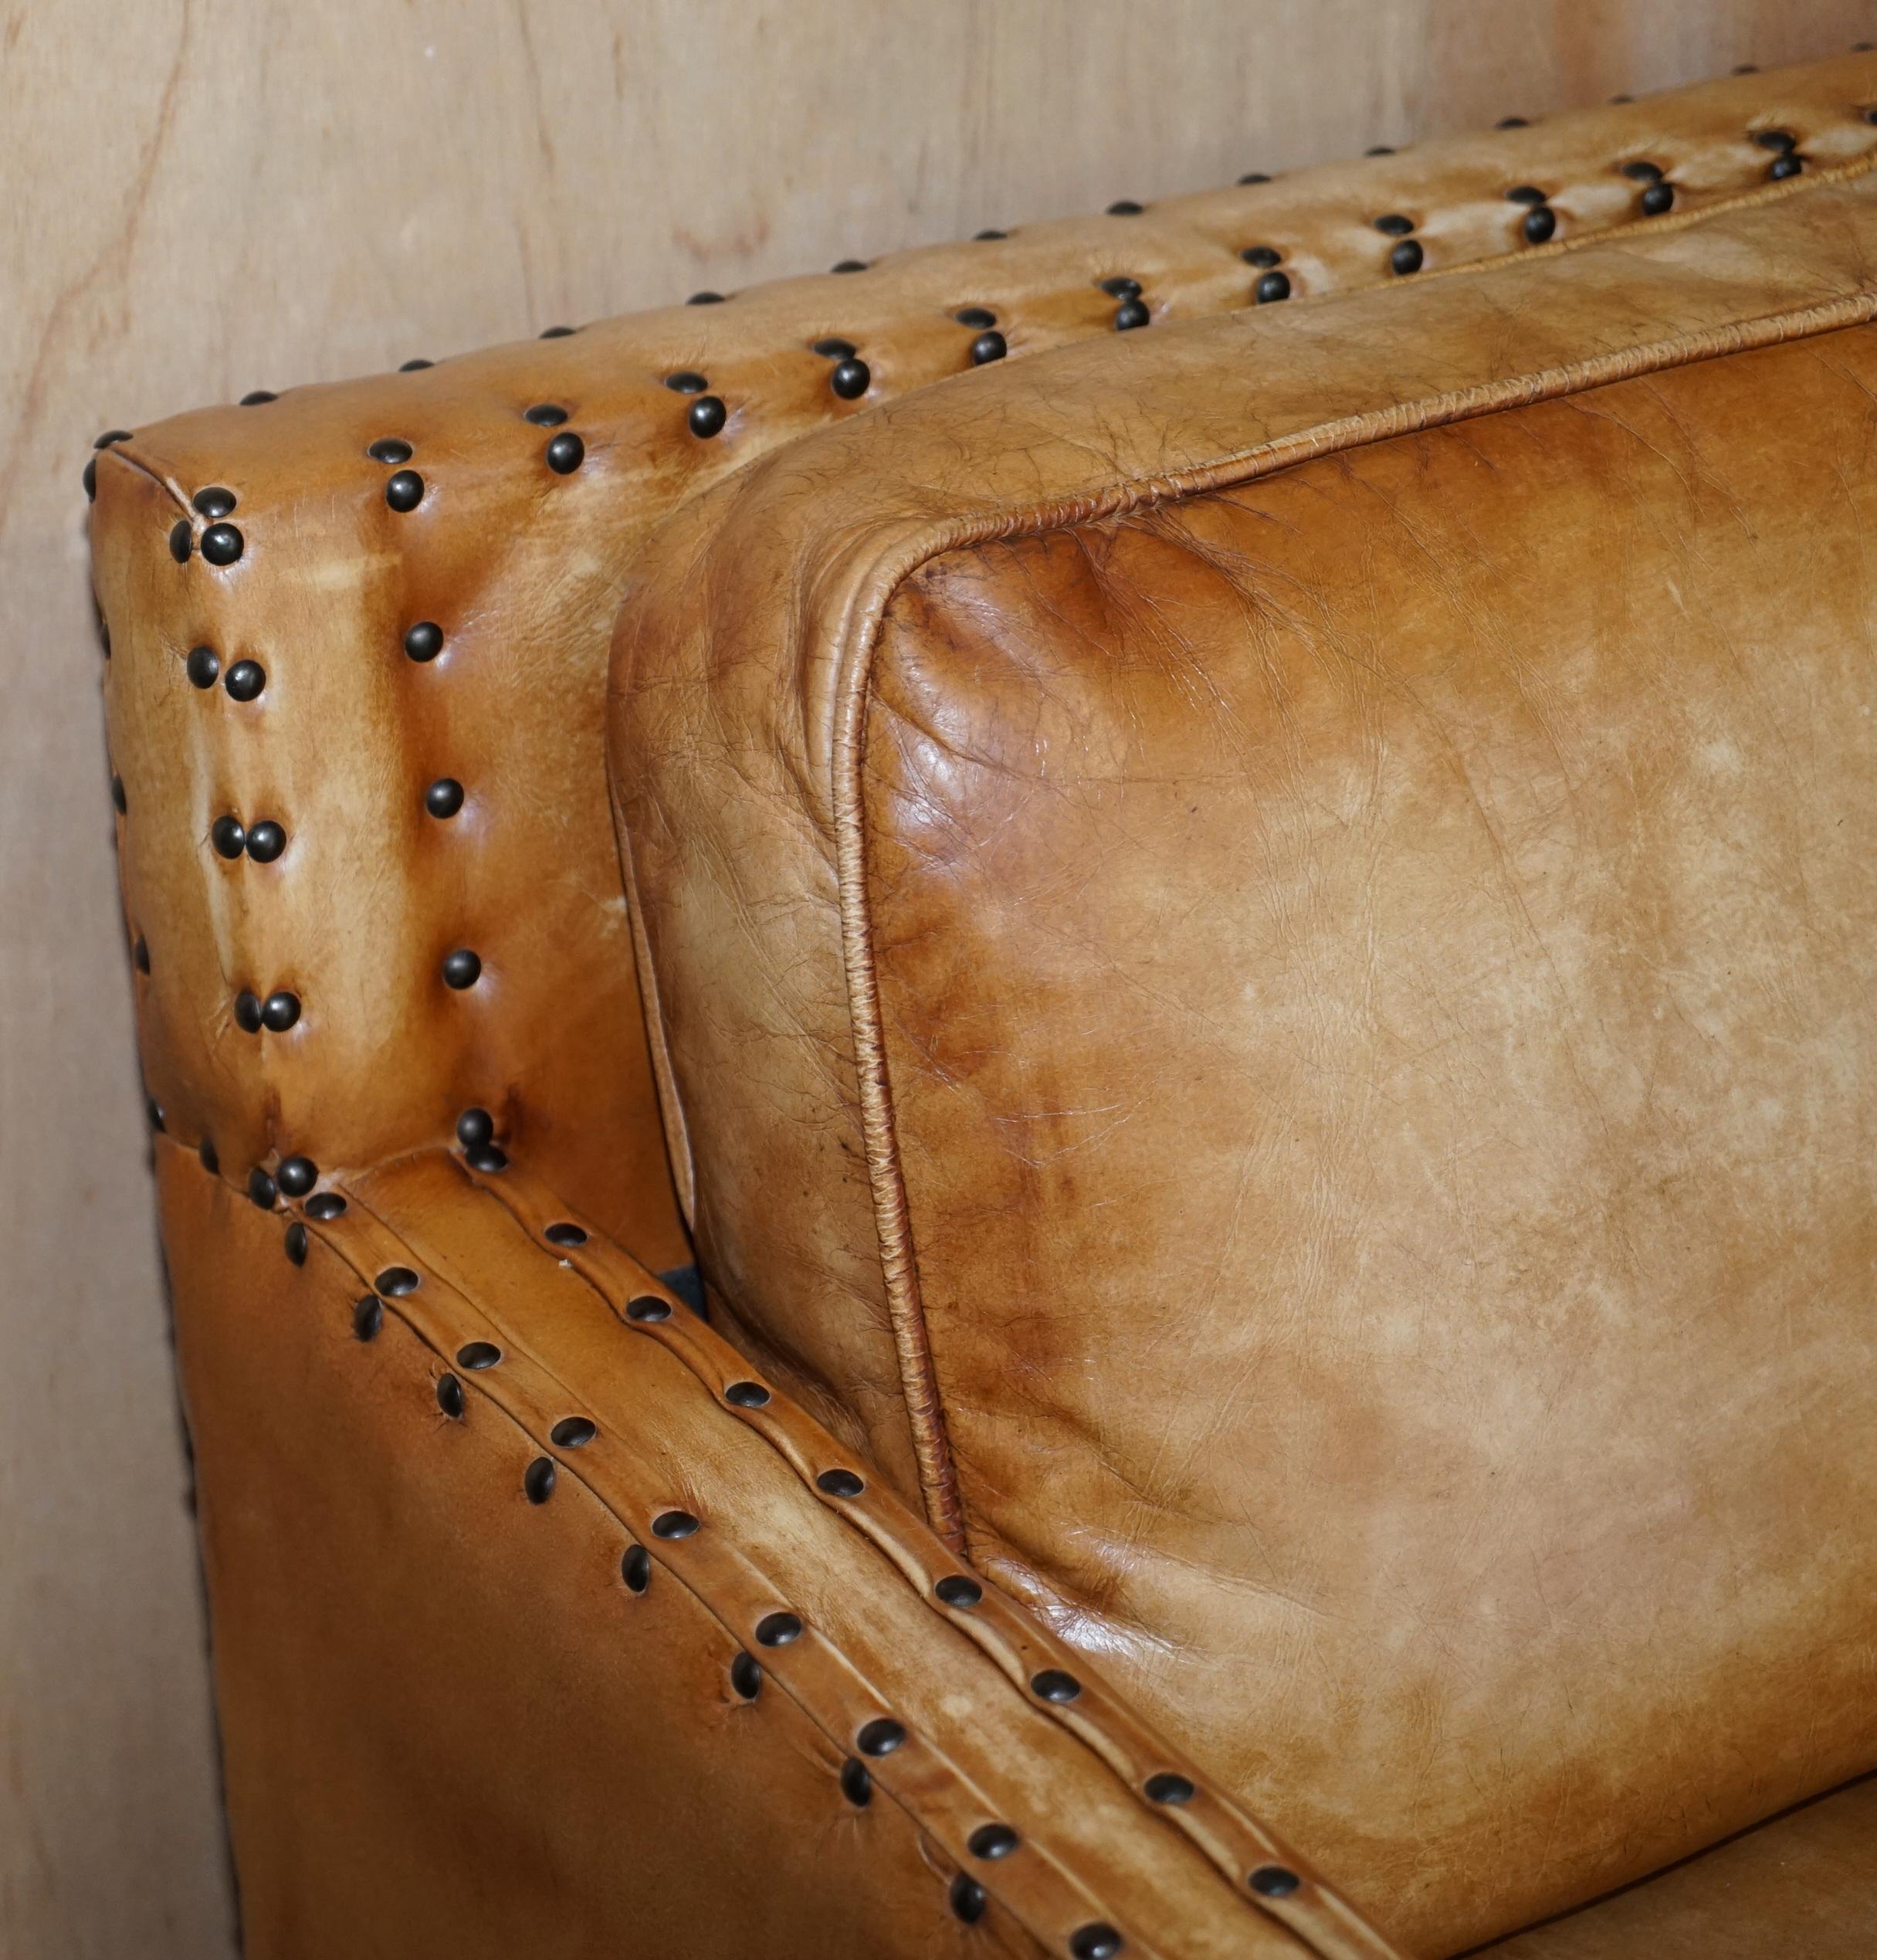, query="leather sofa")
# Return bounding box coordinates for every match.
[87,52,1877,1959]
